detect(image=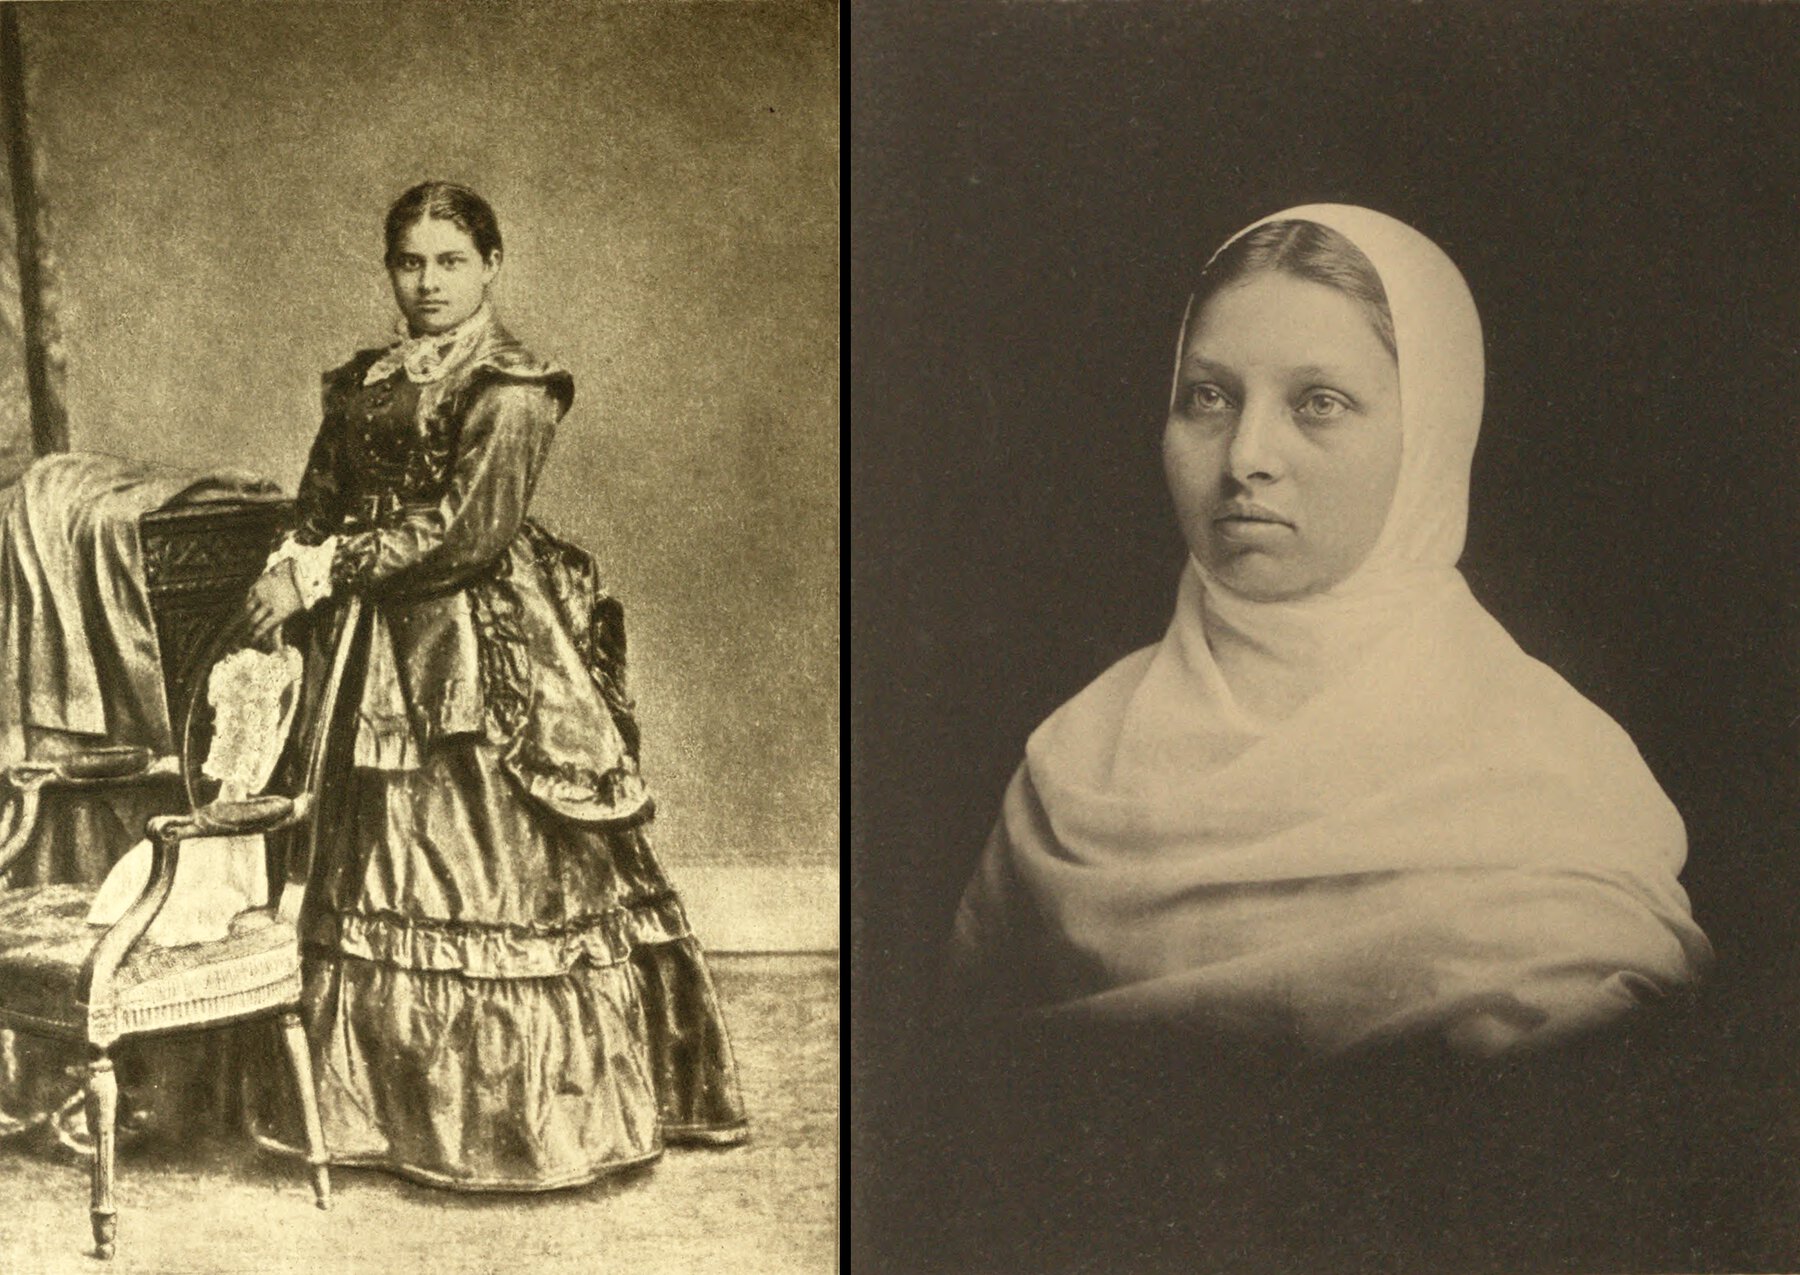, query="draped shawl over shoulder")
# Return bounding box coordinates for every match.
[950,205,1710,1057]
